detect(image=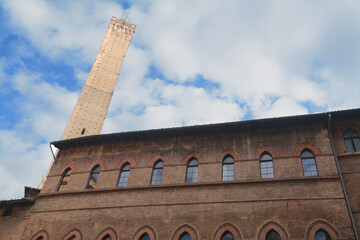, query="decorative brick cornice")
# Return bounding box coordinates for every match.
[58,162,77,174]
[294,143,321,156]
[96,227,117,240]
[133,225,156,240]
[115,156,137,169]
[148,154,170,167]
[182,152,205,164]
[62,228,82,240]
[216,149,241,162]
[306,220,340,239]
[172,224,198,240]
[255,147,279,159]
[257,221,288,240]
[31,230,49,240]
[213,223,242,240]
